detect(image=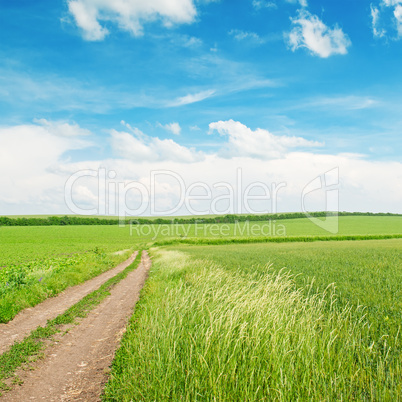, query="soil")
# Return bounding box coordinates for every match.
[1,250,151,401]
[0,251,138,355]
